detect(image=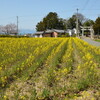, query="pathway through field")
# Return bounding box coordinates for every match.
[82,37,100,47]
